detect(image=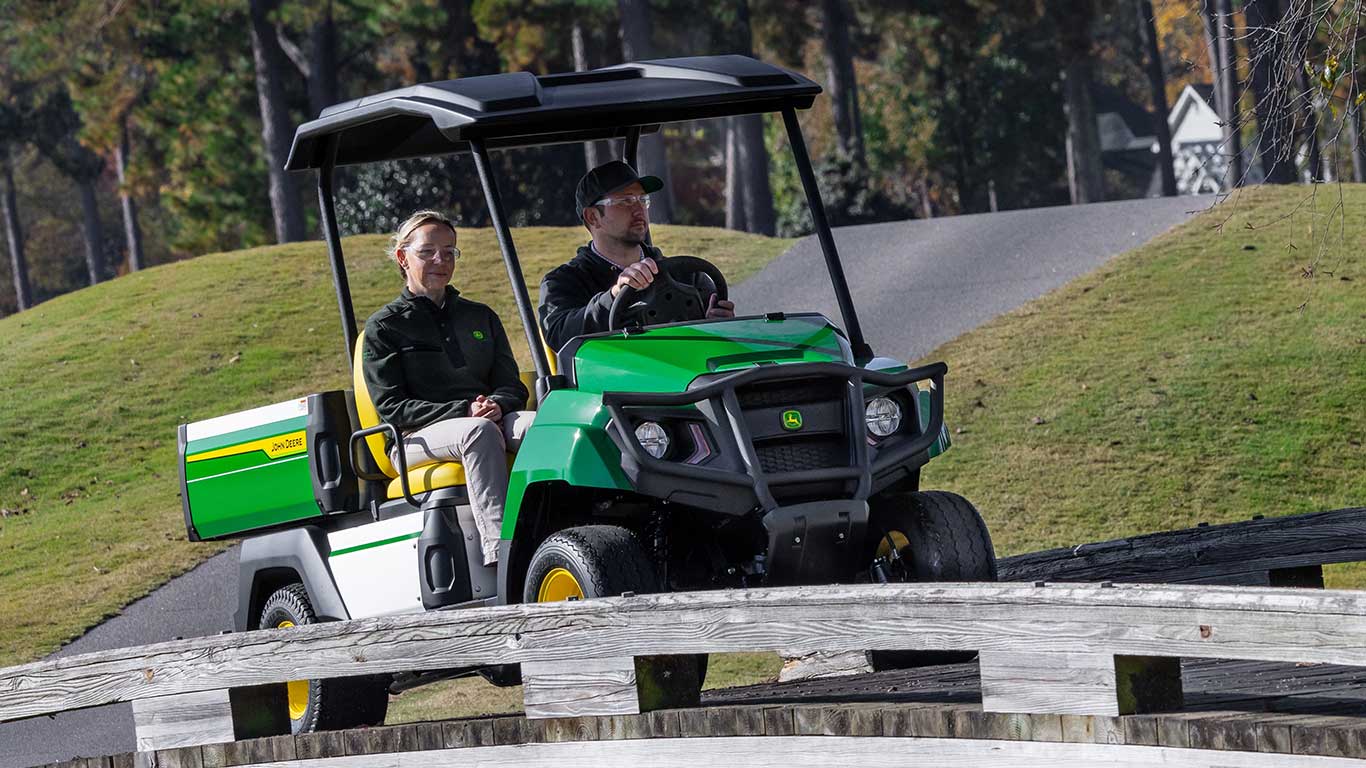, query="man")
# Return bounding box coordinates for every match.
[538,160,736,351]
